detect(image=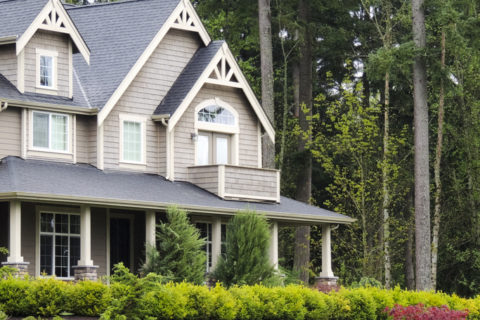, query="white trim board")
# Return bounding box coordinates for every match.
[166,42,275,143]
[16,0,90,64]
[97,0,211,126]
